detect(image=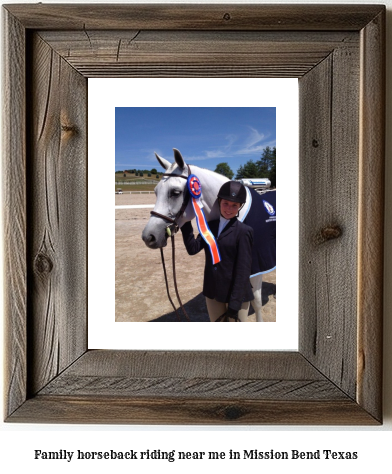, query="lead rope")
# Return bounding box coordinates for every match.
[158,235,190,322]
[170,234,190,321]
[159,247,181,321]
